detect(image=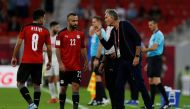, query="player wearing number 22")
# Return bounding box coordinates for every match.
[11,9,52,109]
[56,13,88,109]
